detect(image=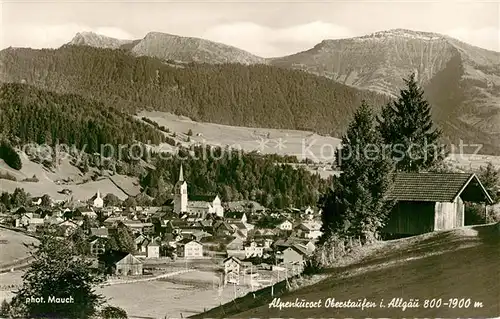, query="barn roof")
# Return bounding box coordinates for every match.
[388,173,493,204]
